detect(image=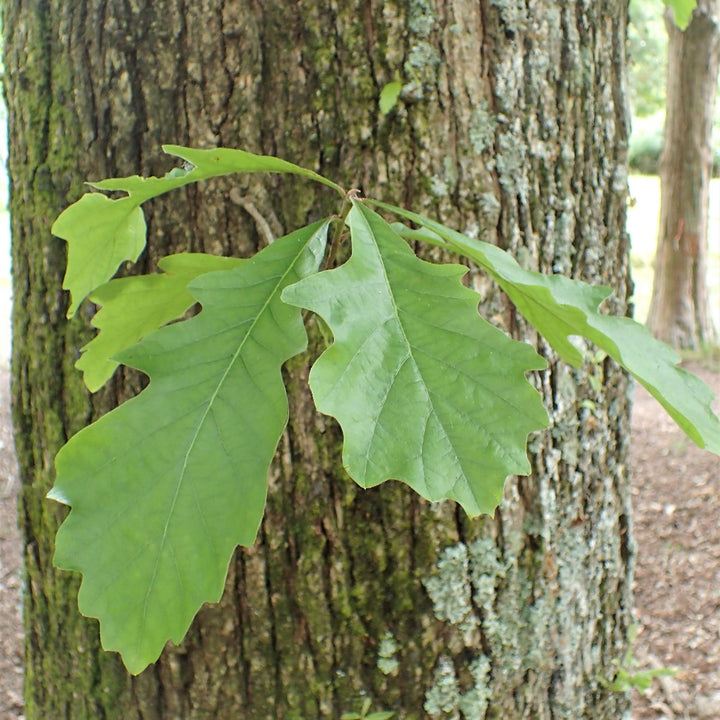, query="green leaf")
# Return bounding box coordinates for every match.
[283,203,548,515]
[54,193,148,318]
[49,221,329,674]
[665,0,696,29]
[379,81,403,115]
[53,146,342,317]
[372,200,720,455]
[77,253,244,392]
[161,145,344,194]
